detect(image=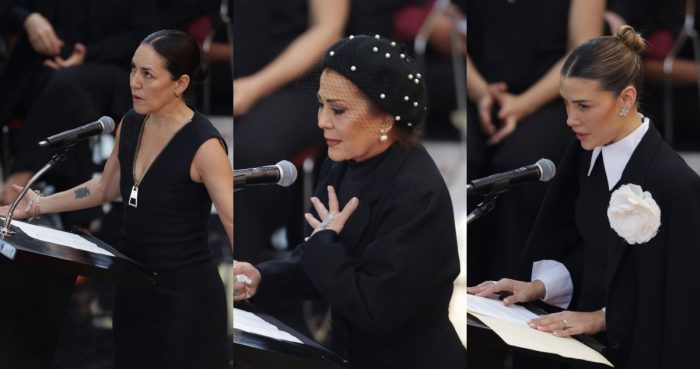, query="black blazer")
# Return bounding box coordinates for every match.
[519,124,700,368]
[255,144,465,369]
